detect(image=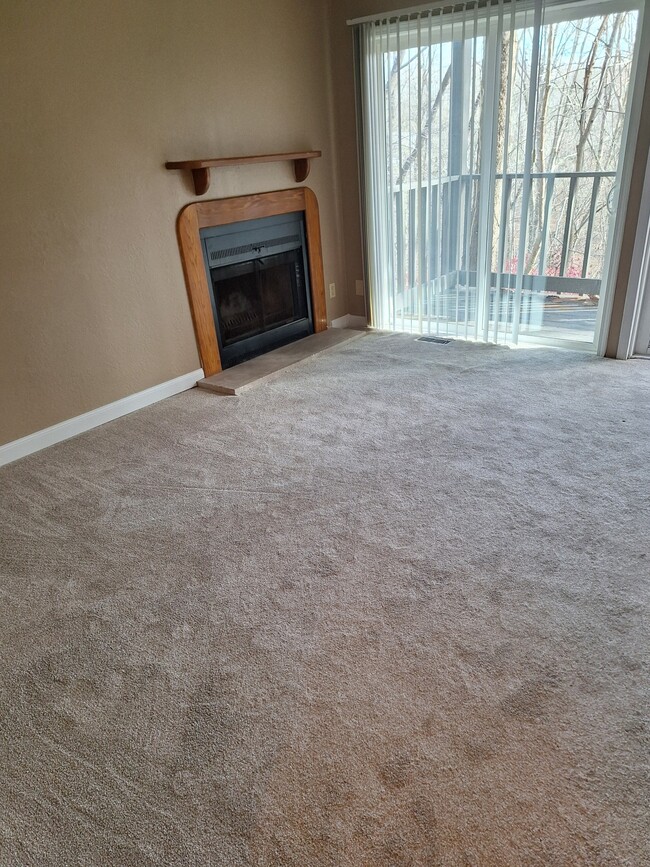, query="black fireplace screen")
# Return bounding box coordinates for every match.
[201,212,313,368]
[212,249,308,347]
